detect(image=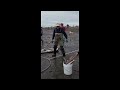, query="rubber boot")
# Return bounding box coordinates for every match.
[52,45,57,57]
[60,46,66,57]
